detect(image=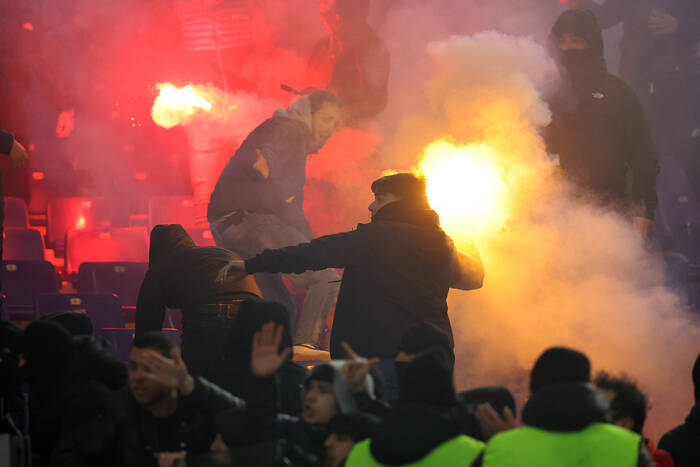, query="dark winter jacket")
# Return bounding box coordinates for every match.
[545,9,660,218]
[205,299,306,416]
[471,382,654,466]
[207,97,318,236]
[658,405,700,467]
[135,225,260,370]
[245,200,484,358]
[0,129,13,155]
[117,377,243,467]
